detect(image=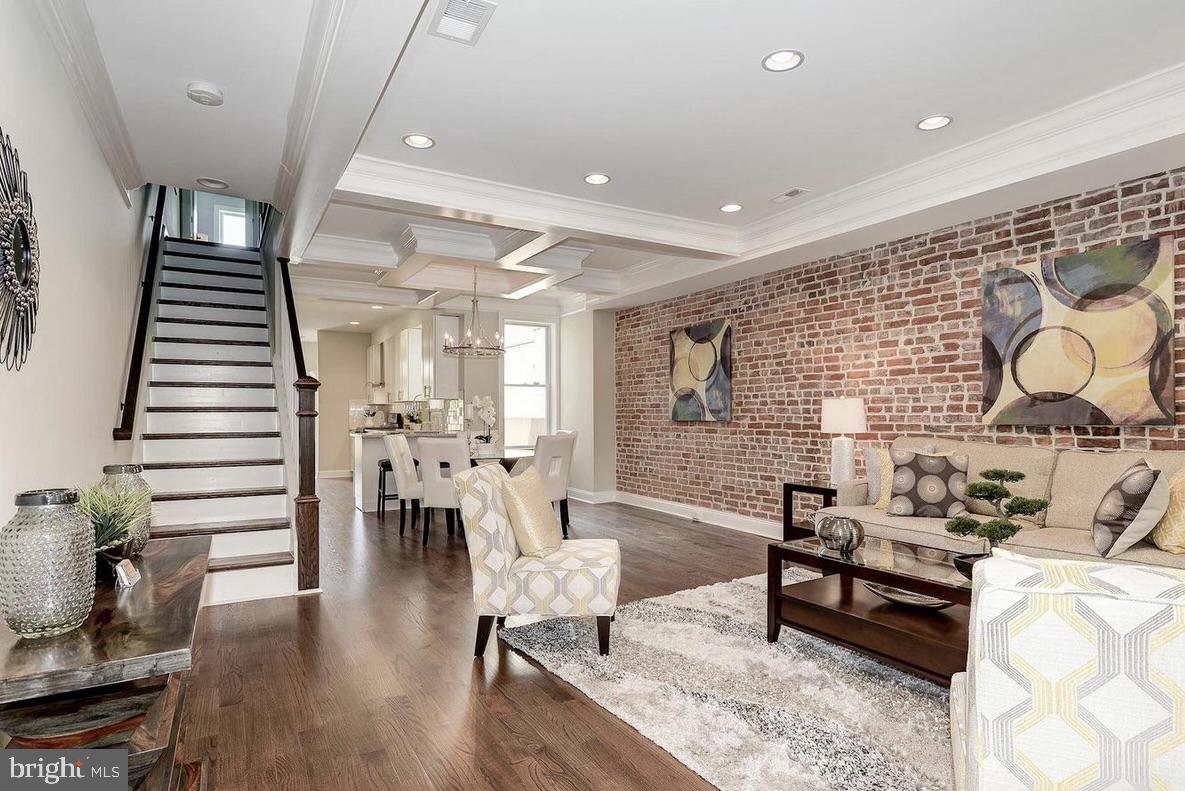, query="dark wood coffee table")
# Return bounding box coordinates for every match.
[768,536,972,686]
